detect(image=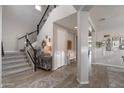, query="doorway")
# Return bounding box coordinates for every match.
[53,13,77,70]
